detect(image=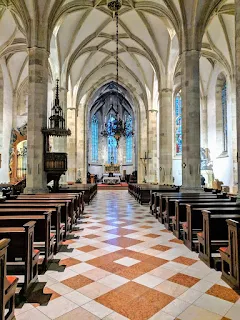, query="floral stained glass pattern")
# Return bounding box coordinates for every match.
[108,116,118,164]
[126,115,133,163]
[91,115,98,162]
[222,81,227,152]
[175,93,182,155]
